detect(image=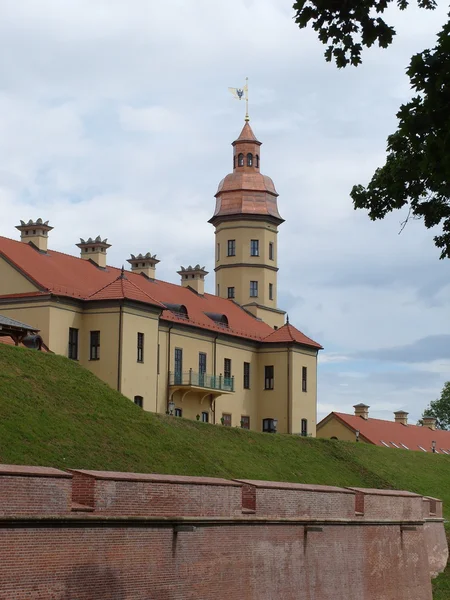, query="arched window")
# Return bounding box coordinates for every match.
[134,396,143,408]
[255,155,259,168]
[233,156,236,169]
[301,418,308,437]
[238,153,244,167]
[247,153,253,166]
